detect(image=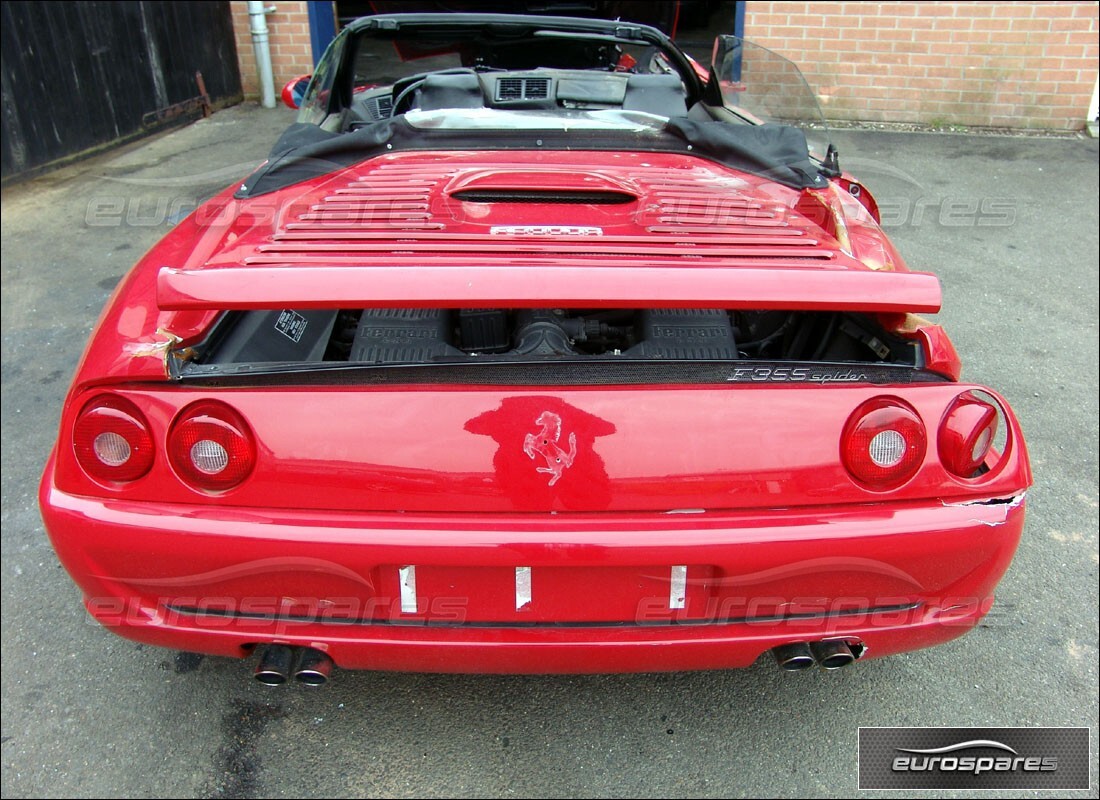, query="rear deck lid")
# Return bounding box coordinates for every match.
[164,151,940,314]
